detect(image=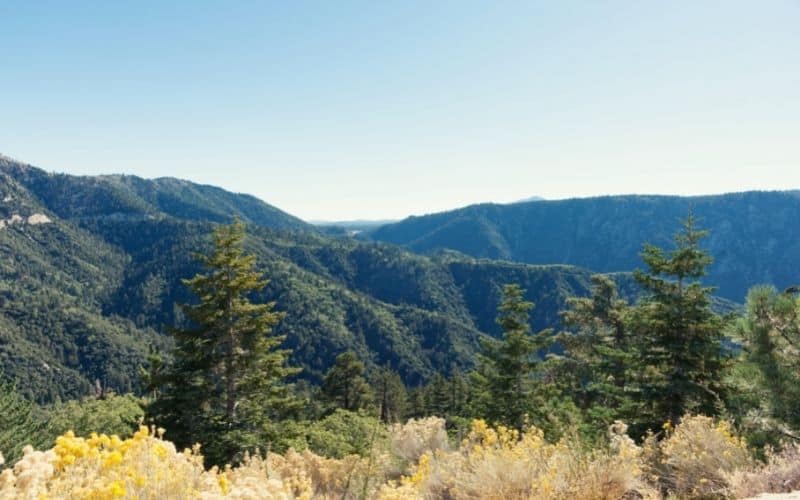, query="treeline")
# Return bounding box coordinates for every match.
[3,215,799,470]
